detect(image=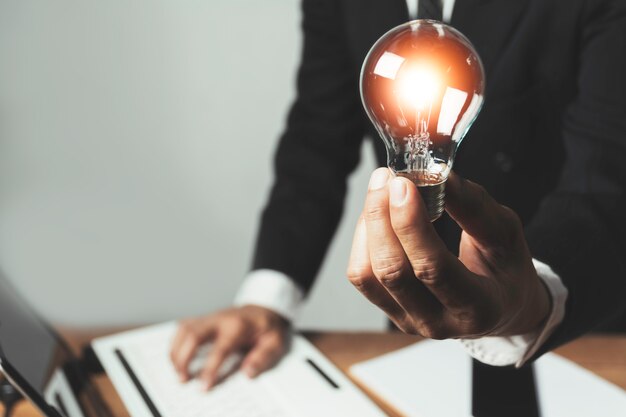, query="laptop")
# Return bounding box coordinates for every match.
[0,271,385,417]
[0,271,110,417]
